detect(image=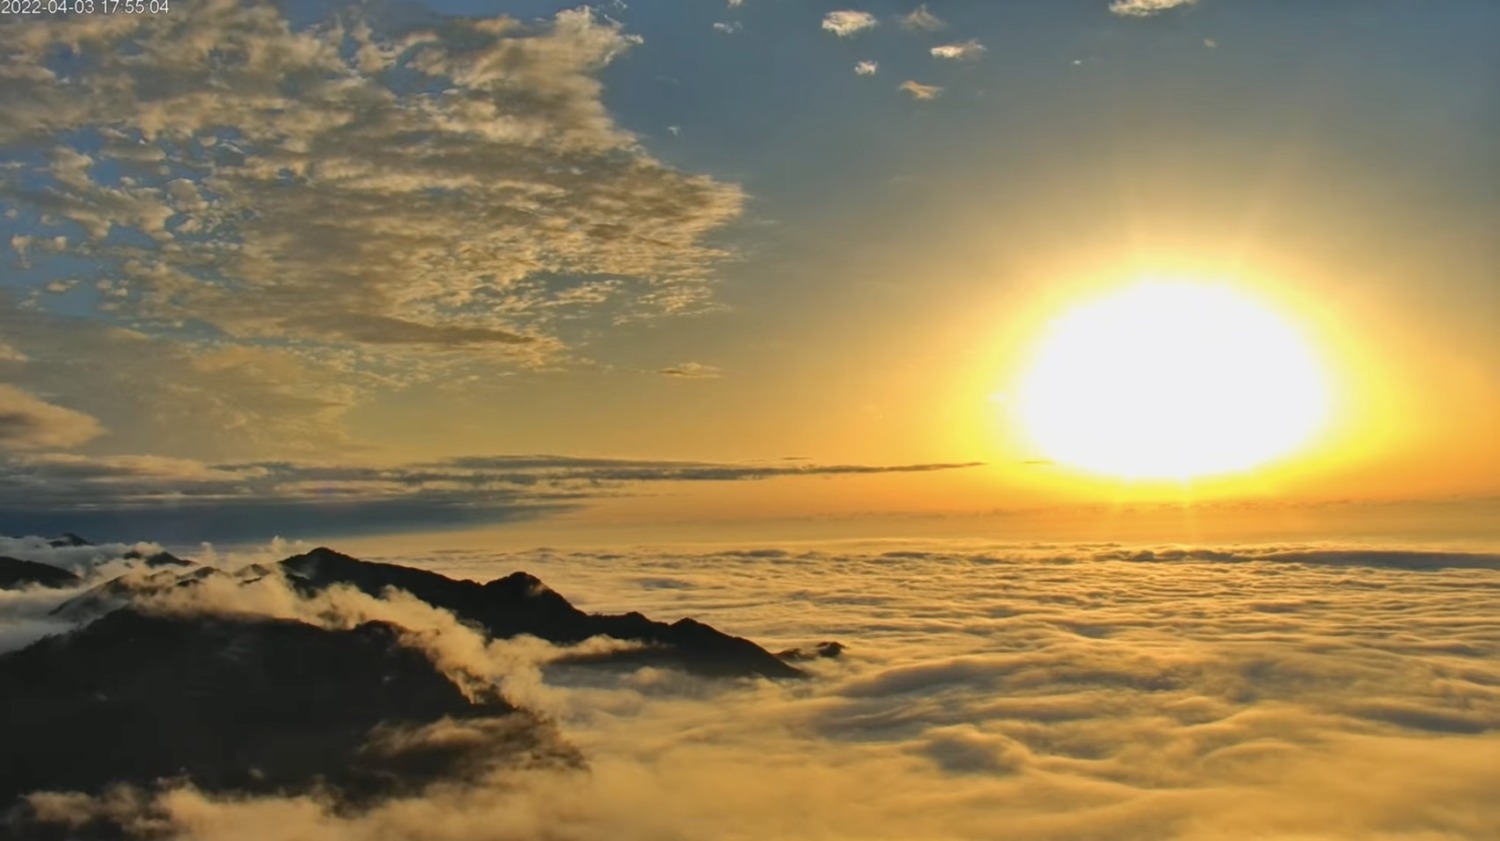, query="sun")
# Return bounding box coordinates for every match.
[1013,279,1331,480]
